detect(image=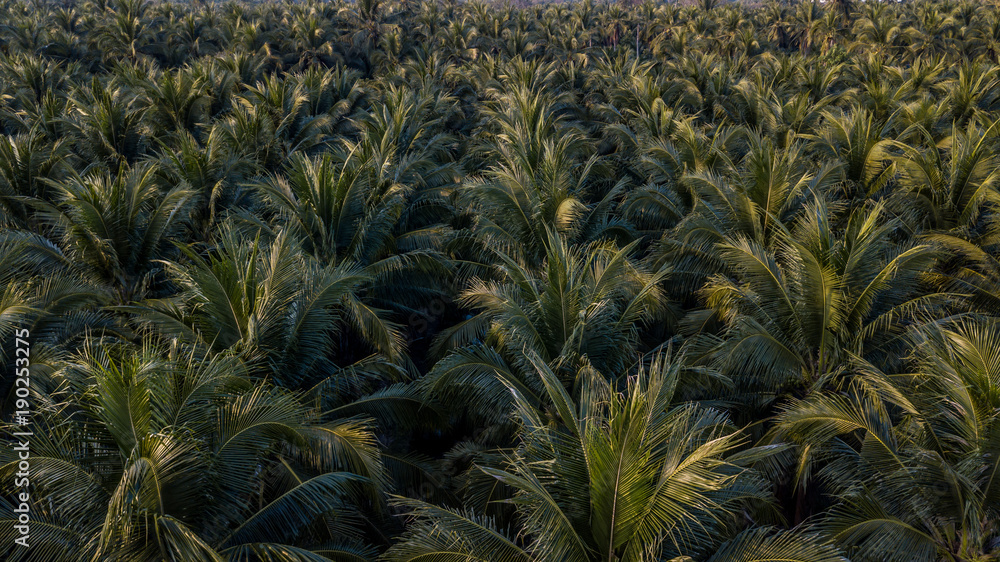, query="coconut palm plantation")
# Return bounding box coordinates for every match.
[1,0,1000,560]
